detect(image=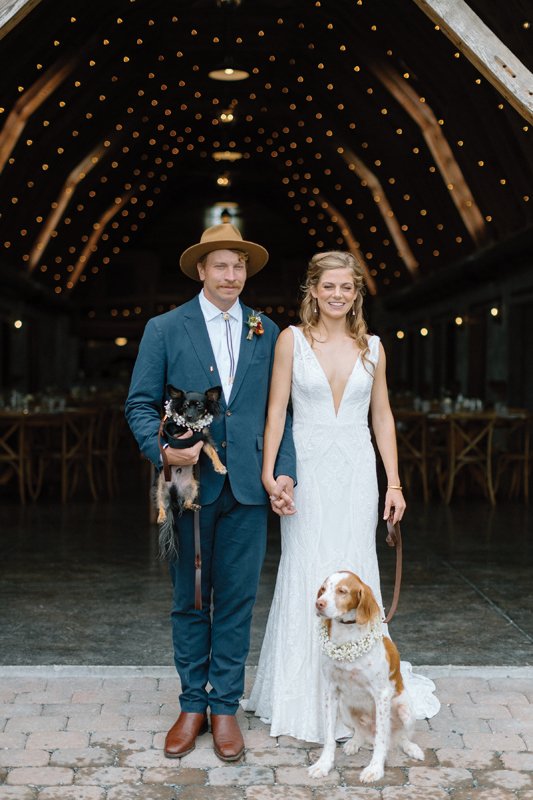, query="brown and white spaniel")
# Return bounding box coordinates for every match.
[308,570,424,783]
